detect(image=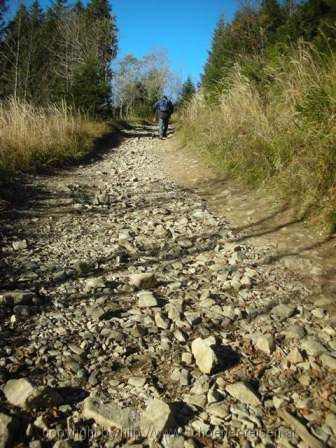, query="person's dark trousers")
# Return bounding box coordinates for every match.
[159,117,169,138]
[158,111,170,138]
